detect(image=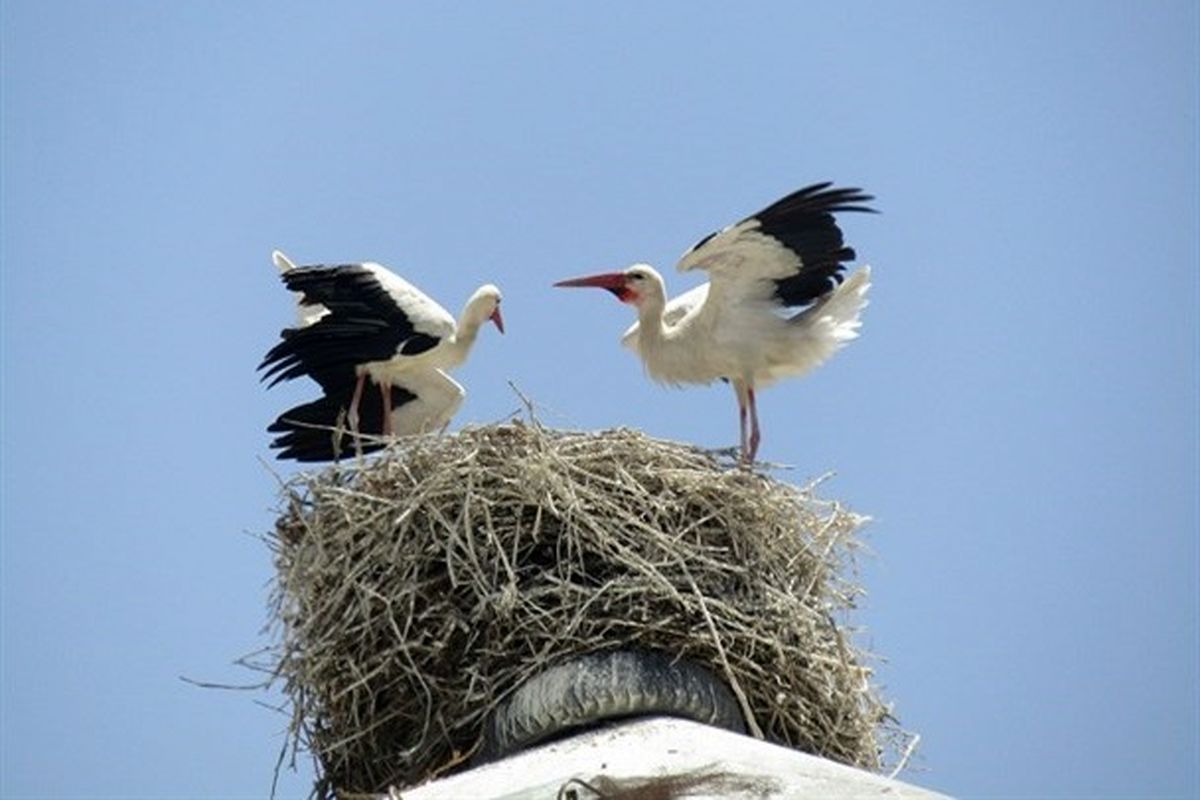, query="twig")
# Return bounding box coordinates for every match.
[887,732,920,779]
[682,566,764,740]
